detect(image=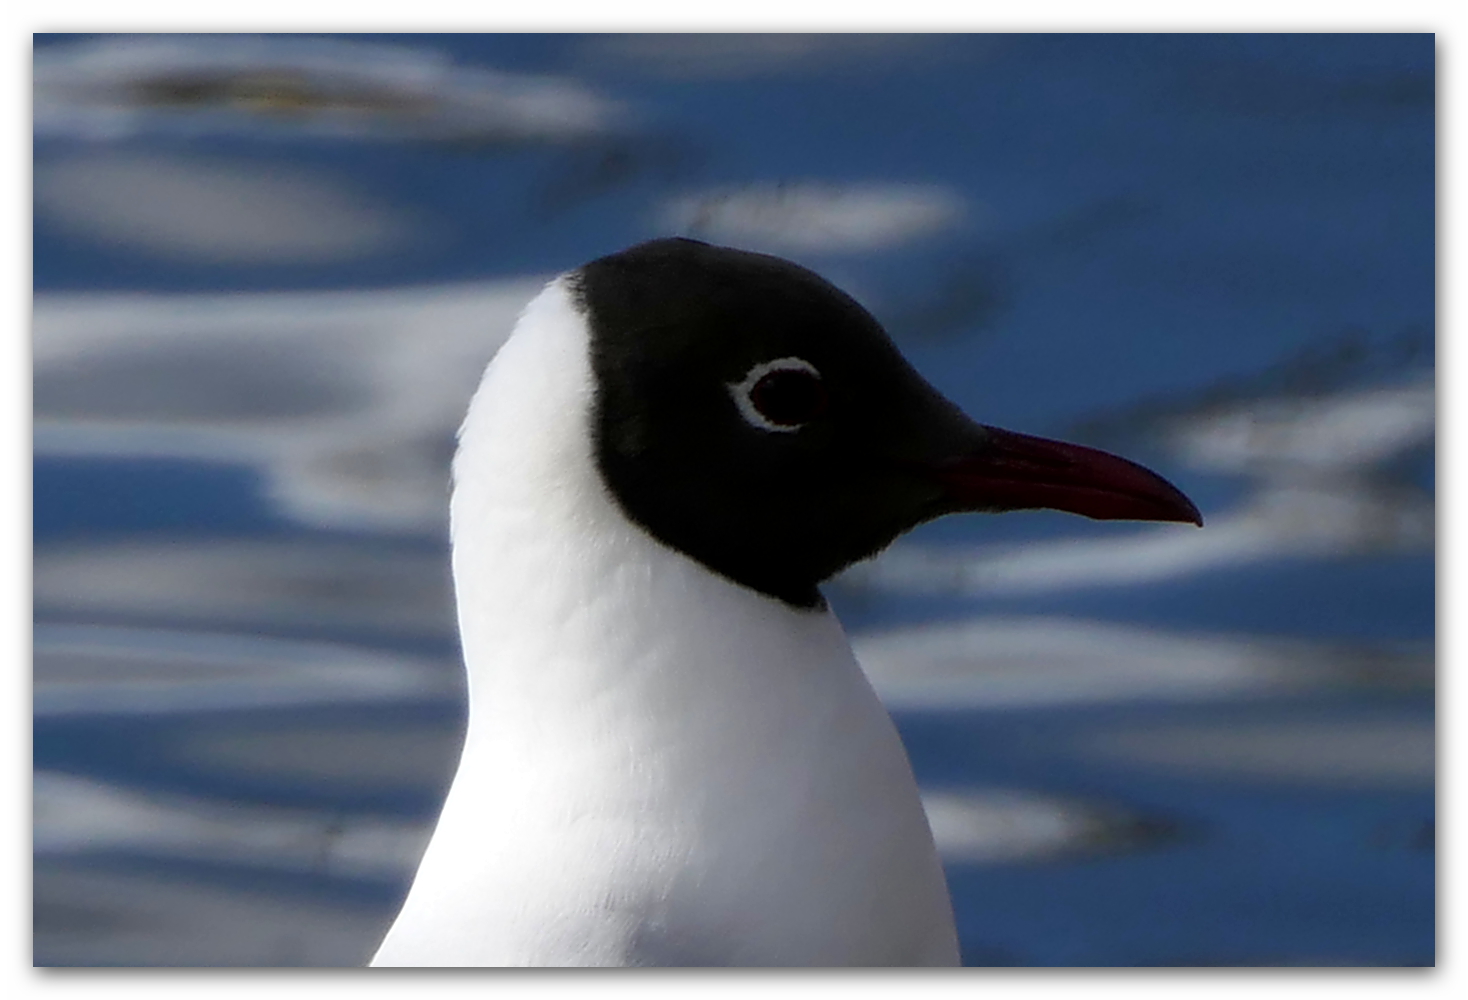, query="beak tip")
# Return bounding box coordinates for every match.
[1170,496,1204,528]
[1141,484,1203,528]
